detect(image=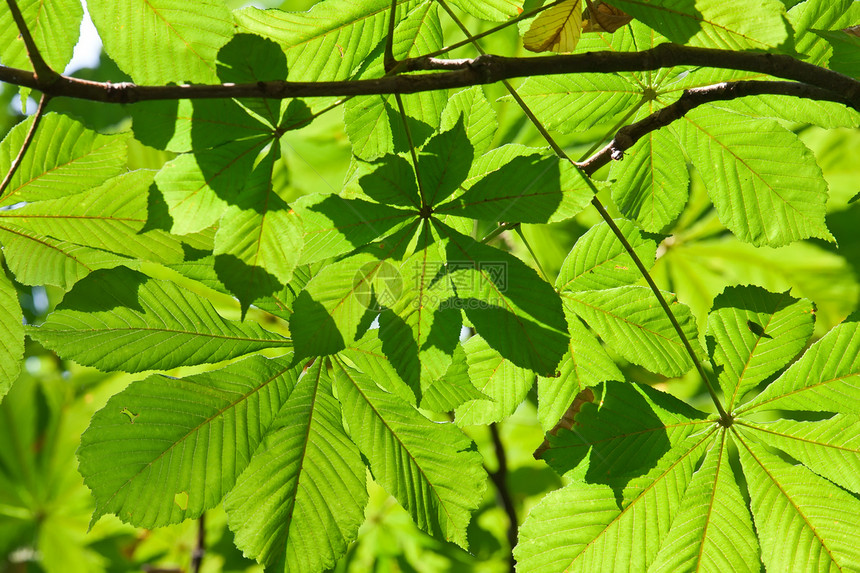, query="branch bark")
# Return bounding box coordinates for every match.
[0,44,857,108]
[4,0,57,84]
[0,93,50,200]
